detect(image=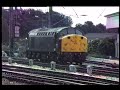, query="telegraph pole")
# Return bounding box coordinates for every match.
[9,7,14,57]
[48,6,52,28]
